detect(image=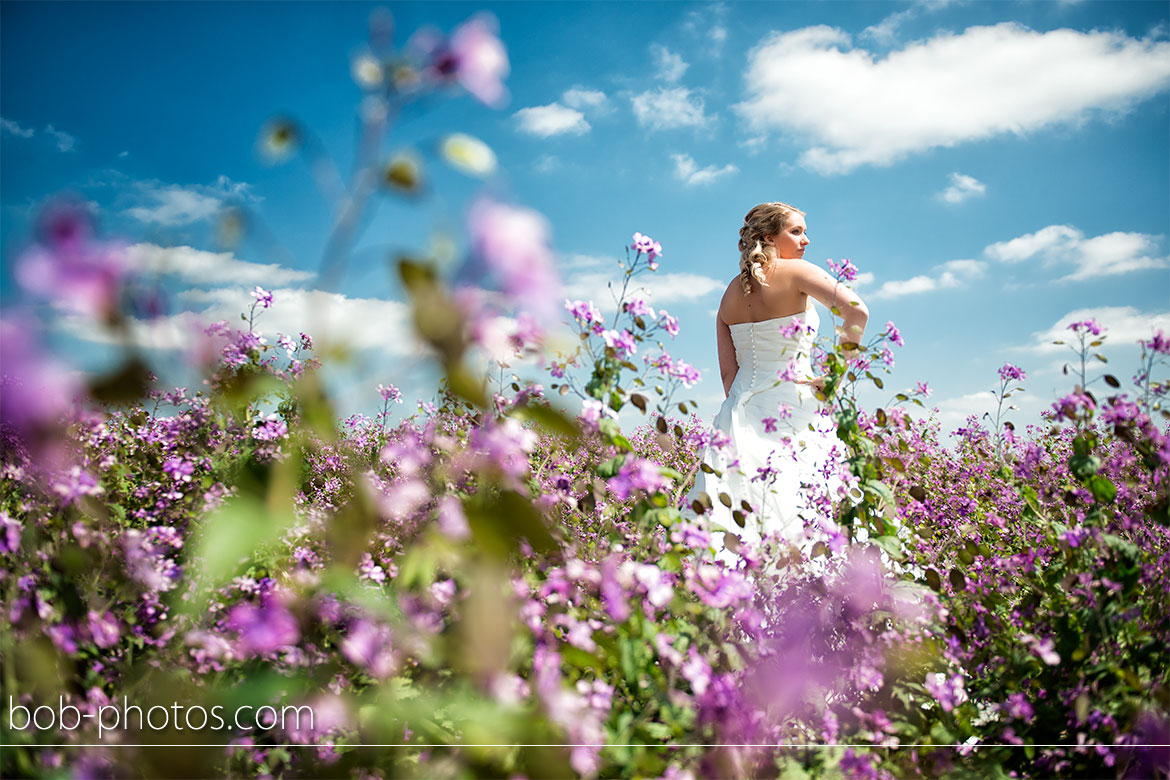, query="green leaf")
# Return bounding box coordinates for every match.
[1088,475,1116,503]
[863,480,896,507]
[949,568,966,591]
[871,535,906,562]
[190,496,295,596]
[514,405,579,441]
[924,568,942,591]
[464,490,558,559]
[630,393,648,412]
[1069,453,1101,480]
